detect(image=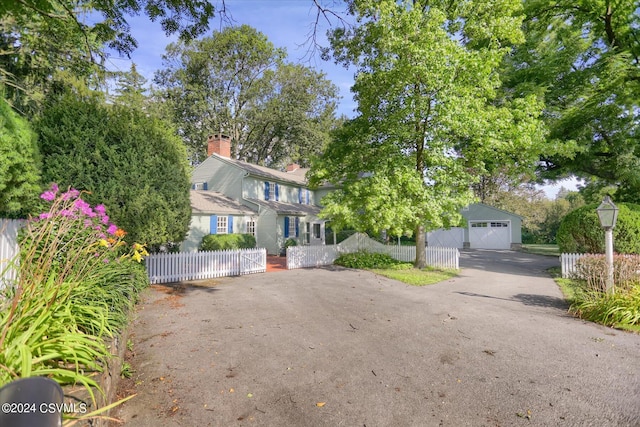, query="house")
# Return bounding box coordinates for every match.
[181,135,331,254]
[427,203,522,250]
